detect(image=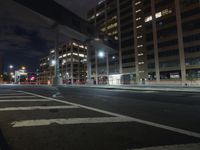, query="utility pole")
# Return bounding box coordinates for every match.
[52,23,63,86]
